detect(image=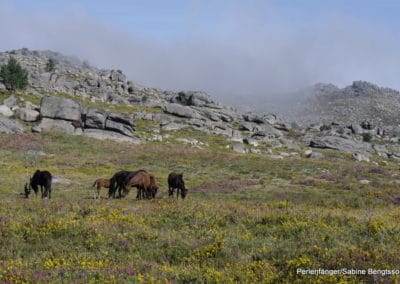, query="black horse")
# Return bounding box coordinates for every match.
[25,170,52,199]
[168,172,187,199]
